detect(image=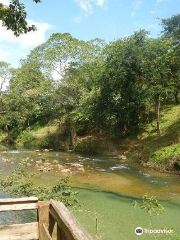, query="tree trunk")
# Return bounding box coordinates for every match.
[165,89,169,102]
[70,124,77,147]
[174,90,179,104]
[155,94,161,136]
[5,124,11,143]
